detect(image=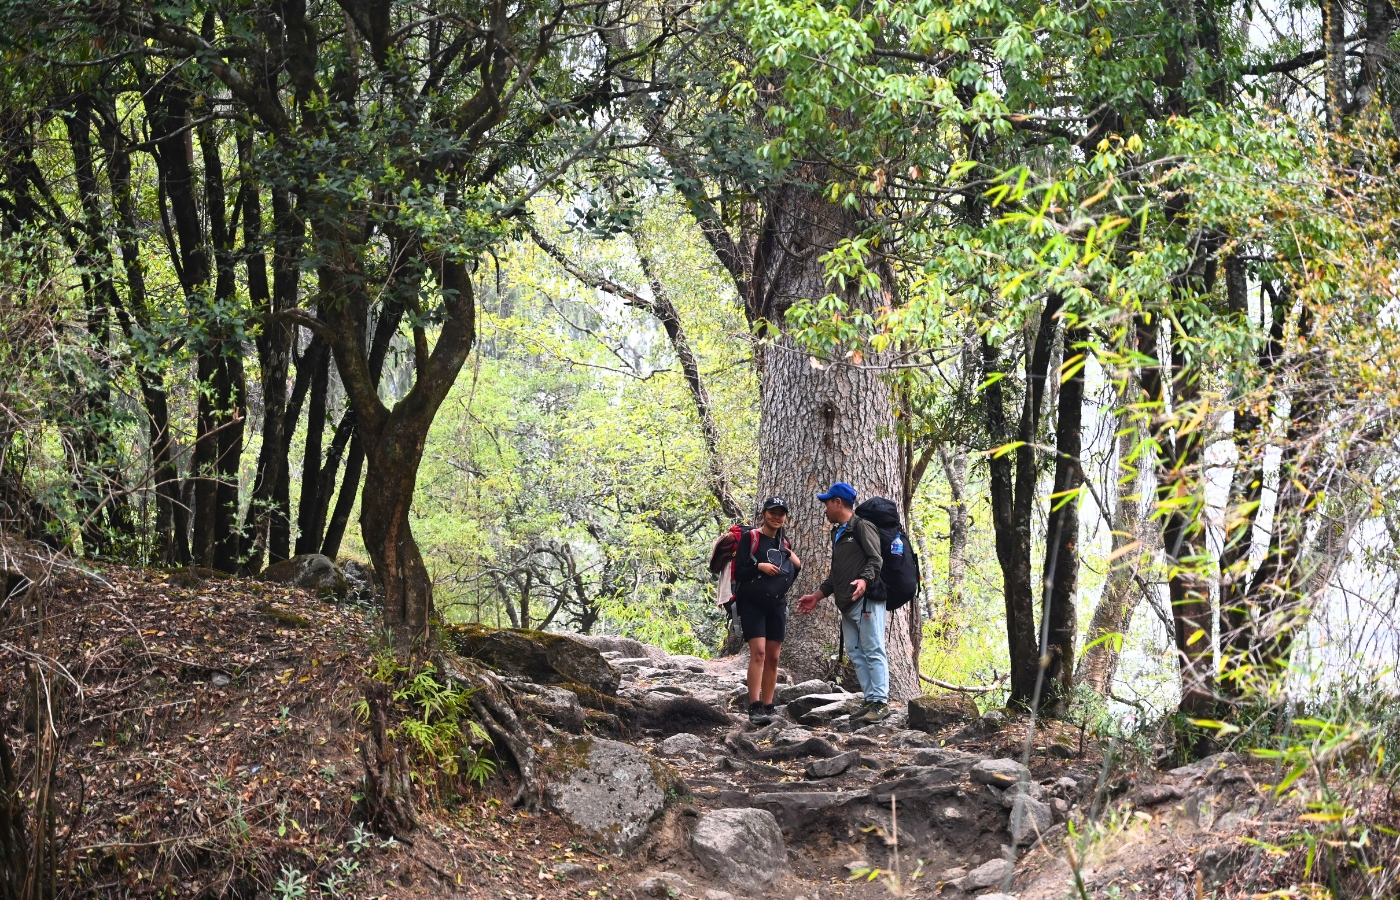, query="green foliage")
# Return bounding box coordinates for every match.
[357,660,499,796]
[272,867,308,900]
[379,198,757,651]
